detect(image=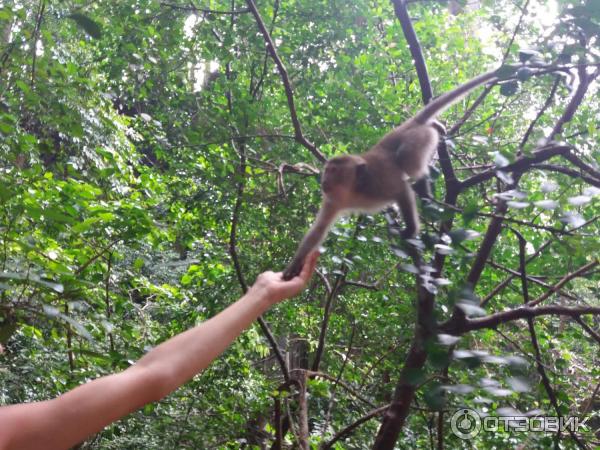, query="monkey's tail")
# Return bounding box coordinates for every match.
[413,70,498,124]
